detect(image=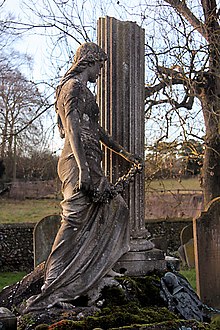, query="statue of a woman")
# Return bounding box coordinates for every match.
[24,42,141,312]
